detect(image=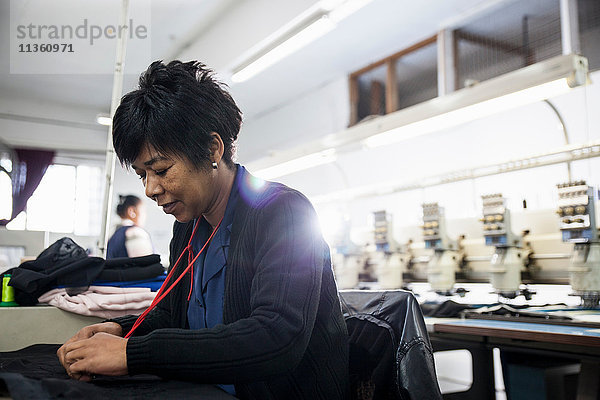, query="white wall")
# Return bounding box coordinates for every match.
[237,76,350,161]
[0,96,107,153]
